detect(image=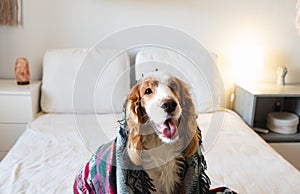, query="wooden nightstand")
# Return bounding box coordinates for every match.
[233,82,300,170]
[0,80,41,160]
